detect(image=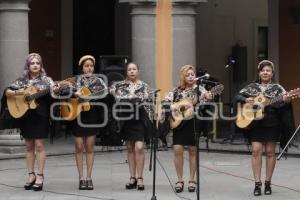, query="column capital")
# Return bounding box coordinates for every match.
[0,0,30,12]
[119,0,207,3]
[172,0,206,15]
[119,0,155,3]
[119,0,207,15]
[121,0,156,15]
